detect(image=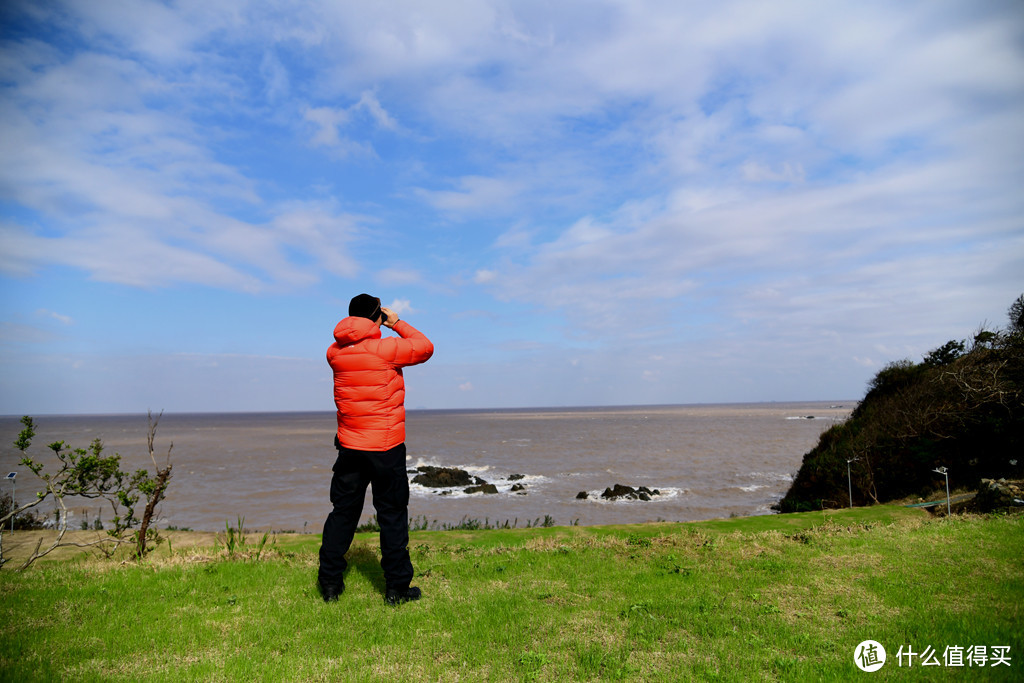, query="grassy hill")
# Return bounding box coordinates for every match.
[2,507,1021,681]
